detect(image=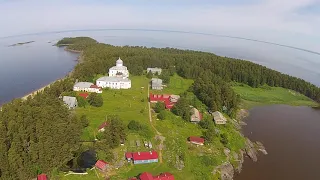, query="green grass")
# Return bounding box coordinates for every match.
[151,74,194,95]
[73,75,246,180]
[76,76,152,141]
[232,83,318,109]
